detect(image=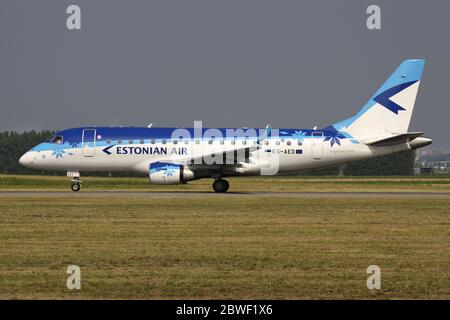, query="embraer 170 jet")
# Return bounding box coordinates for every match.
[19,59,431,192]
